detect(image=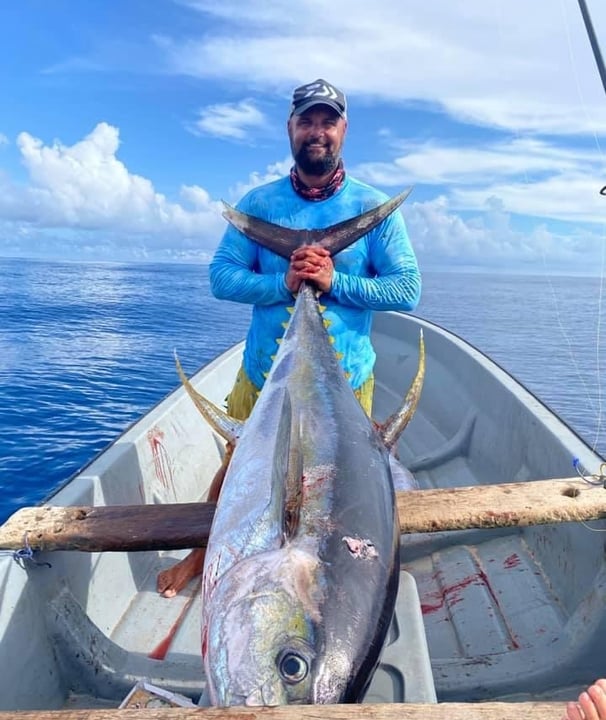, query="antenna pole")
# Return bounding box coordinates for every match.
[577,0,606,96]
[577,0,606,195]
